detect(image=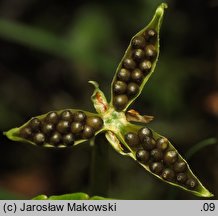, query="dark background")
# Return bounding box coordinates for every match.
[0,0,217,199]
